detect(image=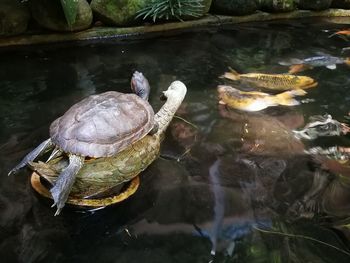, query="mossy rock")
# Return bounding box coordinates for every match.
[183,0,213,20]
[211,0,257,16]
[332,0,350,8]
[196,0,213,17]
[30,0,92,32]
[91,0,150,26]
[297,0,332,10]
[257,0,296,13]
[0,0,30,36]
